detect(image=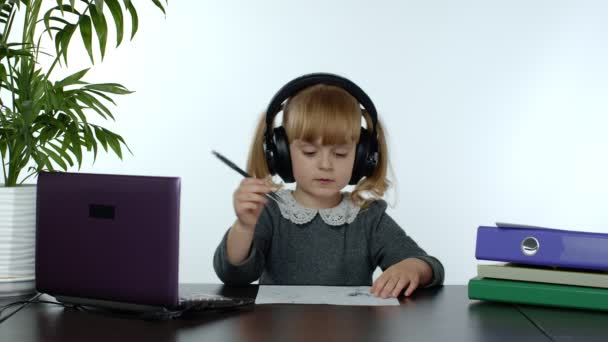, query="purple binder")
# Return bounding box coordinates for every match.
[475,225,608,271]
